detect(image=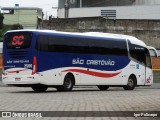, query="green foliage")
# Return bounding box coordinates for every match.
[0,13,5,42]
[0,24,23,42]
[0,25,11,42]
[0,13,4,29]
